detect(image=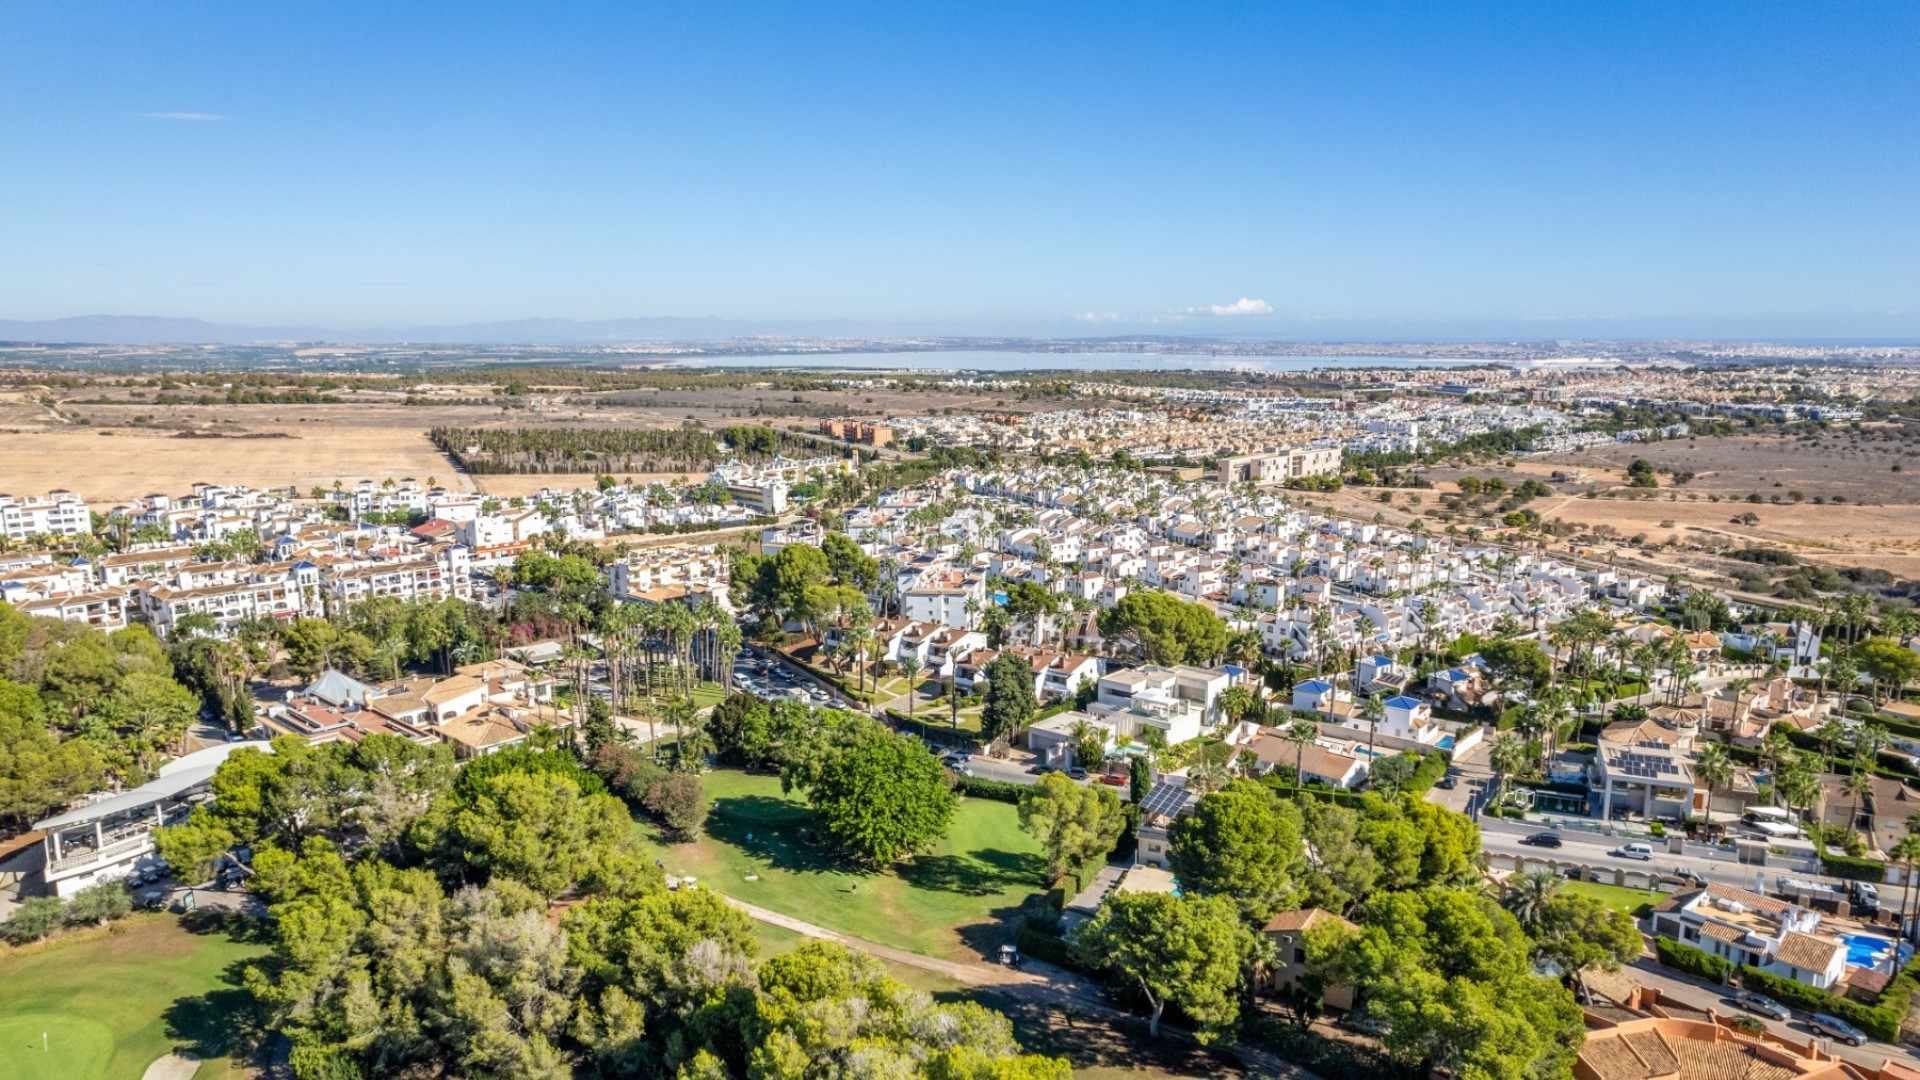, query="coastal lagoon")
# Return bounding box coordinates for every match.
[677,349,1506,373]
